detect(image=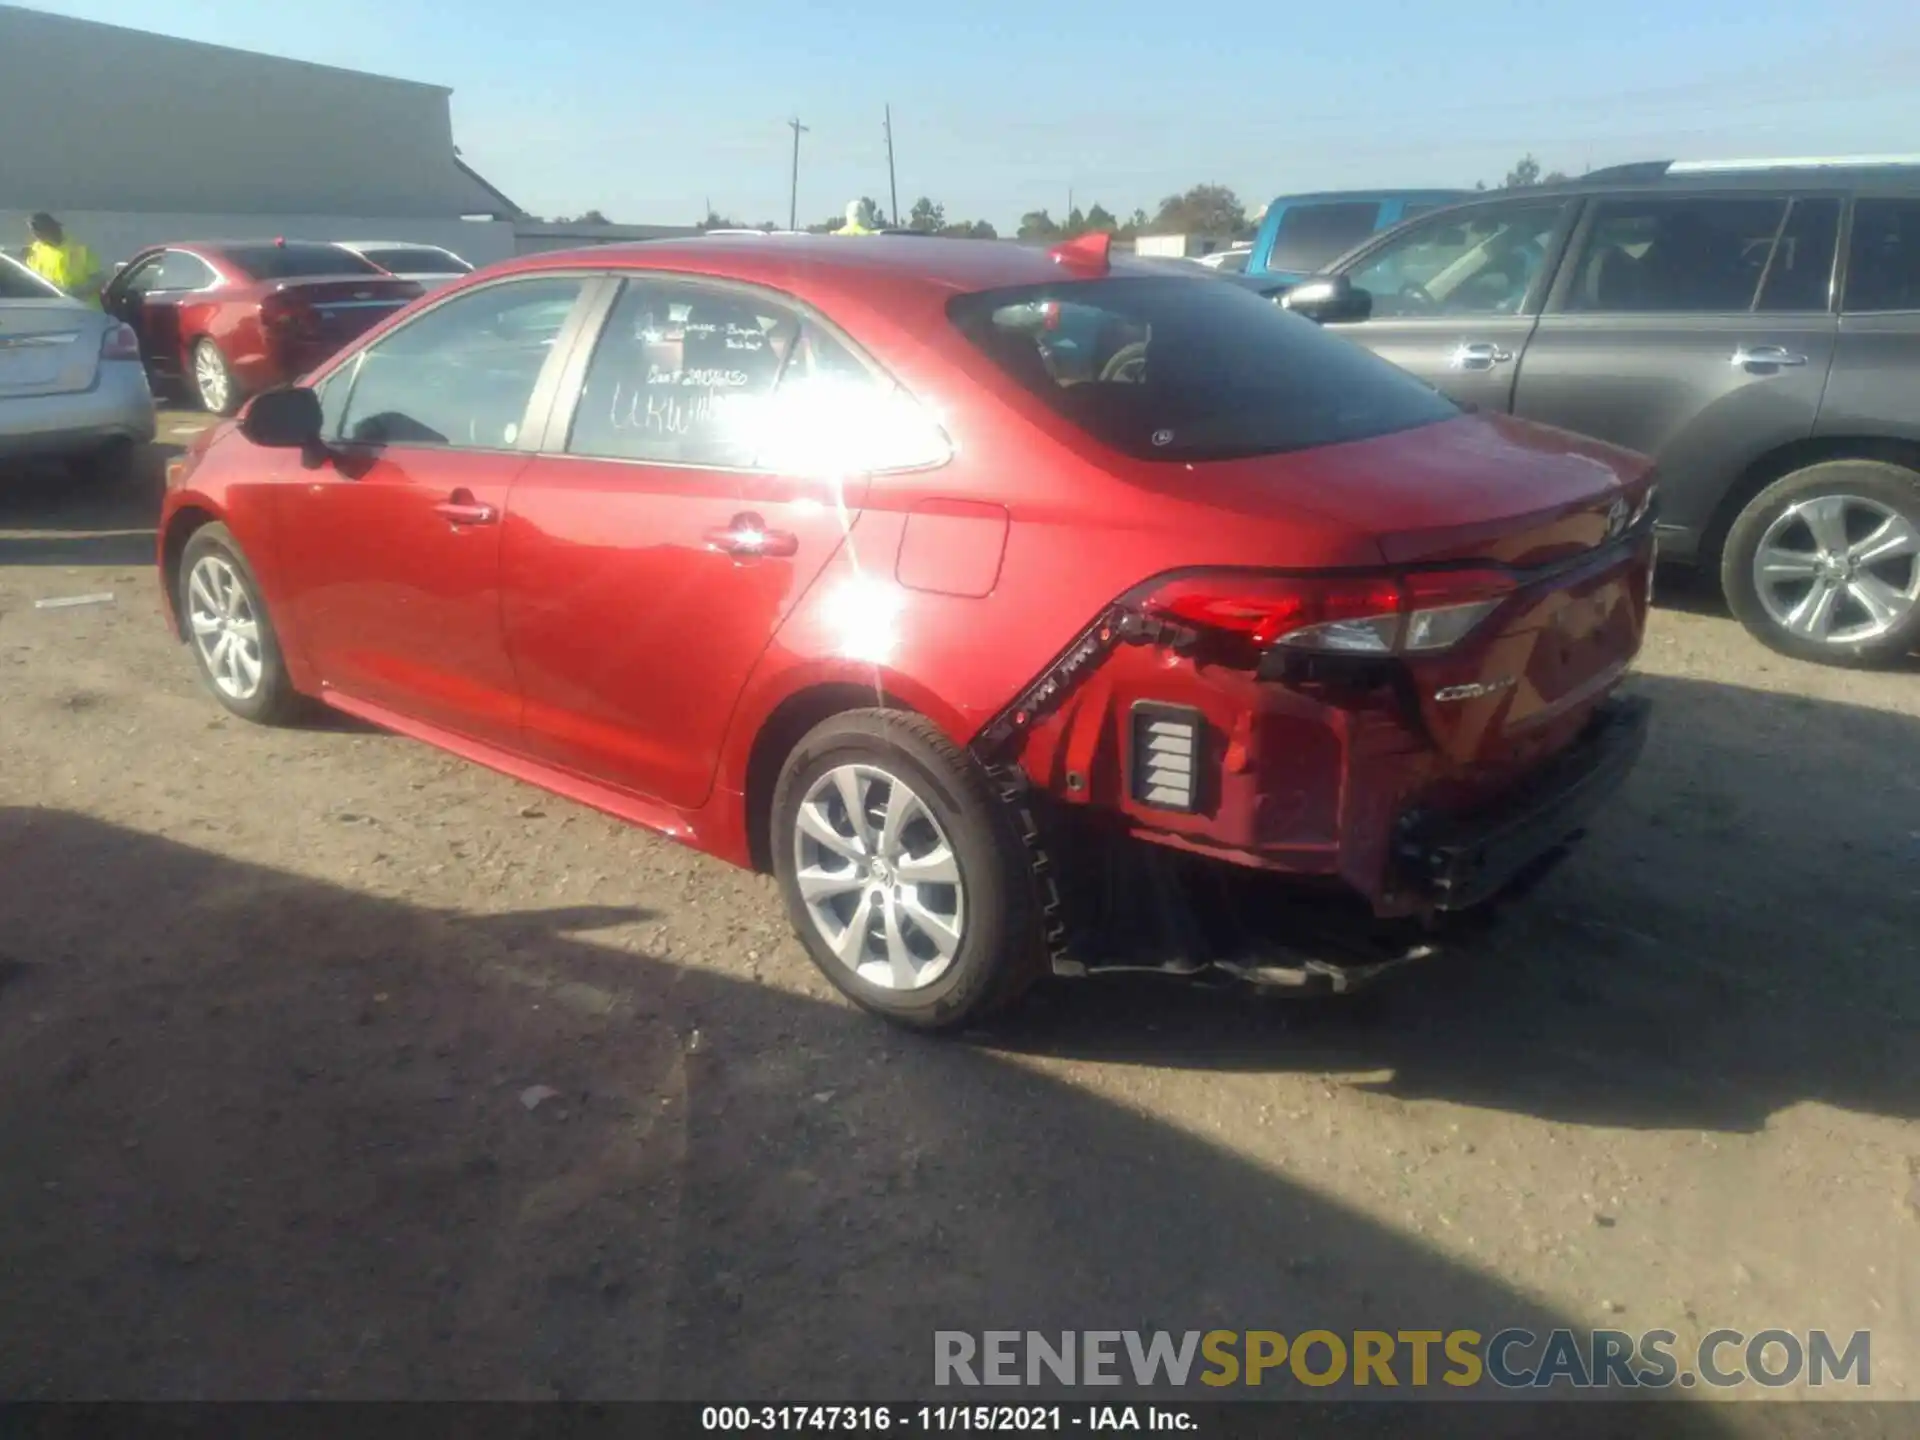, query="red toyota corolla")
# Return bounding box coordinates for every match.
[157,233,1655,1030]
